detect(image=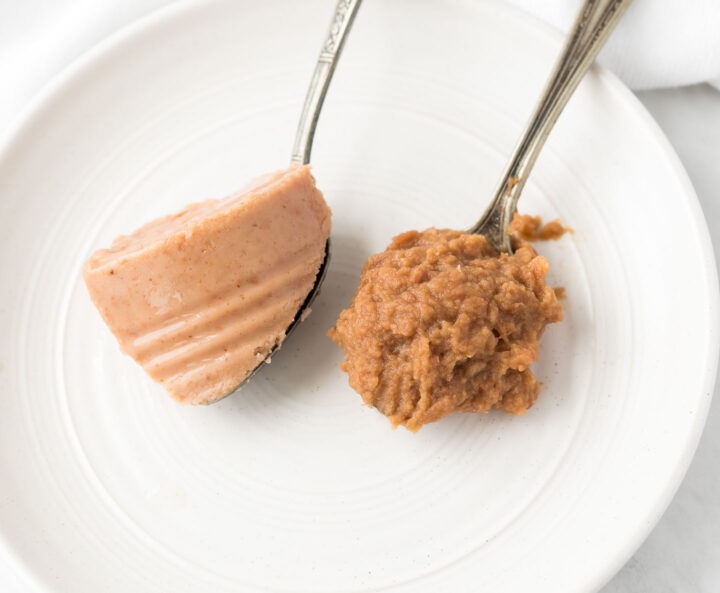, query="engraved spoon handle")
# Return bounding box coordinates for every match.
[291,0,363,165]
[470,0,633,252]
